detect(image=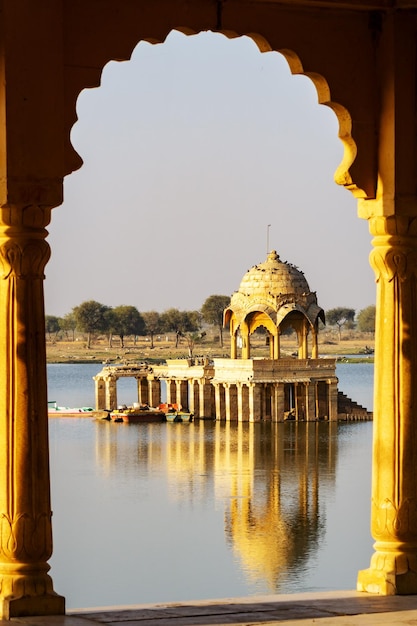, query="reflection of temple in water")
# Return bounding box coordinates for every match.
[94,251,371,422]
[94,419,338,590]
